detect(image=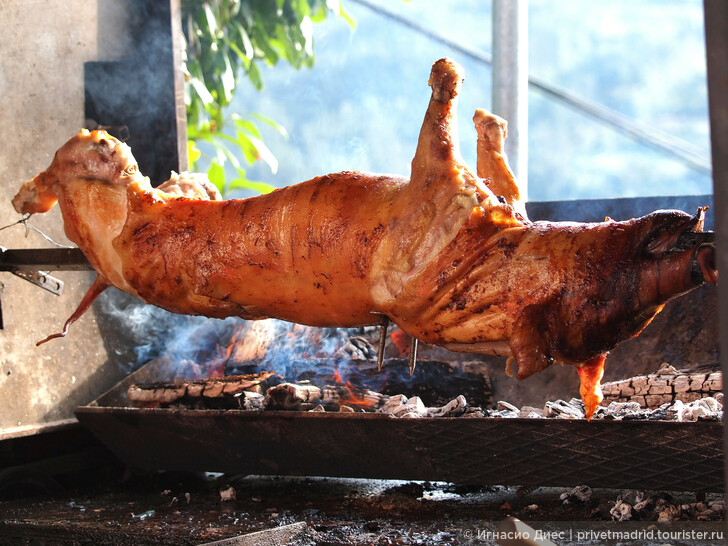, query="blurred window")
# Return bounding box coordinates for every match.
[234,0,710,201]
